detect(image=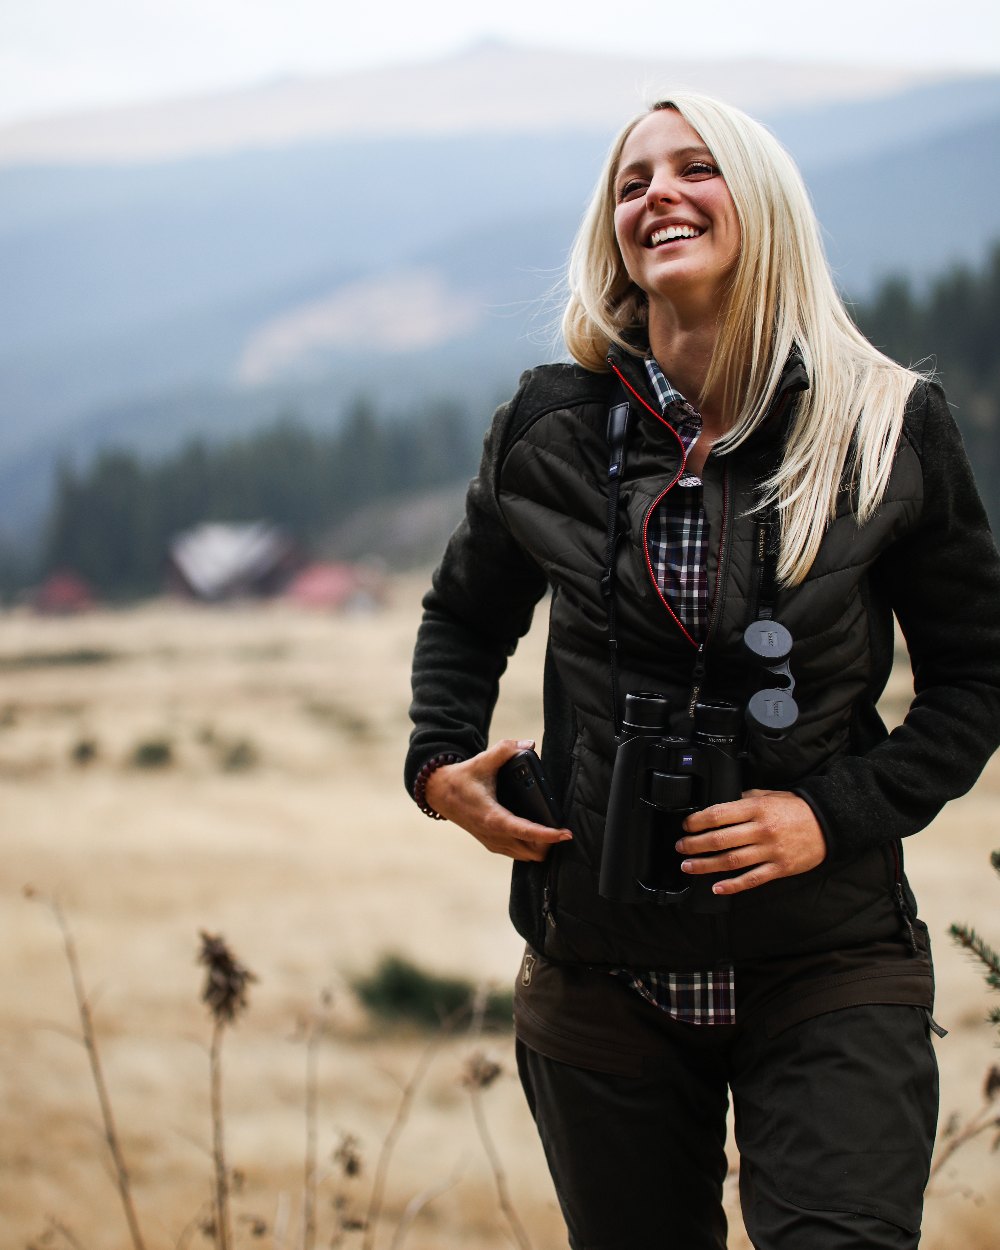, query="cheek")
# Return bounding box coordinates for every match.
[709,199,741,267]
[613,208,644,280]
[613,204,638,252]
